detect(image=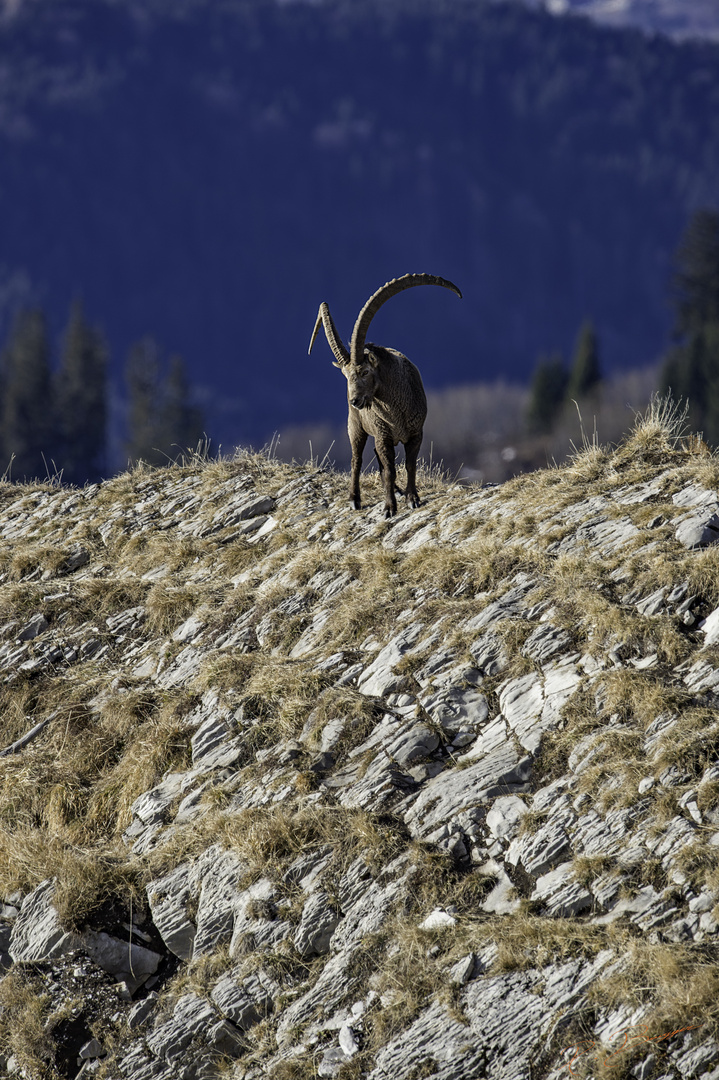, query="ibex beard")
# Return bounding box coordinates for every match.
[309,273,462,518]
